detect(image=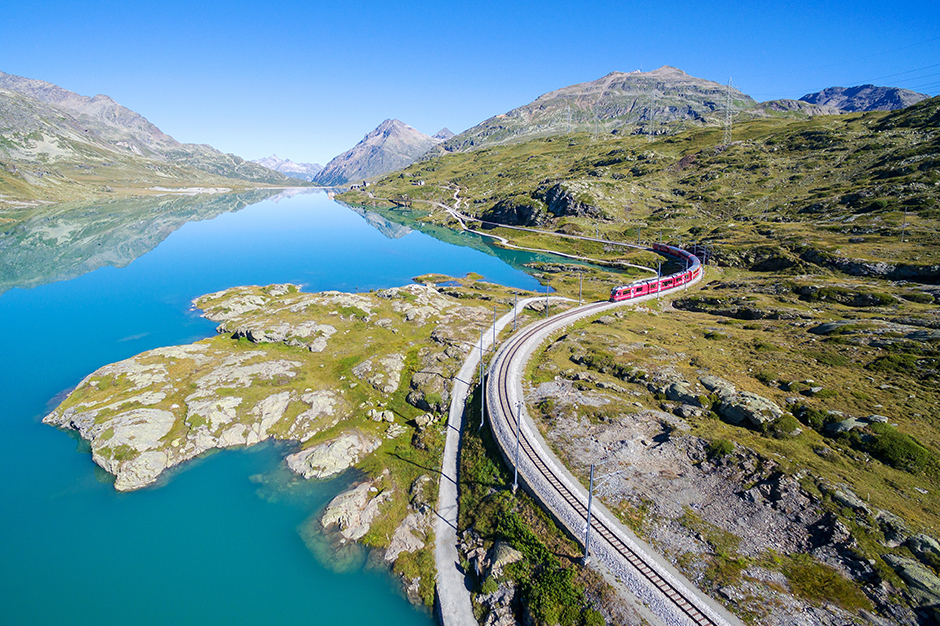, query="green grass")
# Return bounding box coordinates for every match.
[781,554,872,611]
